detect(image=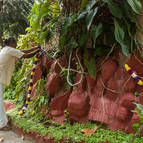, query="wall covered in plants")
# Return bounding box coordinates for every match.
[4,0,143,137]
